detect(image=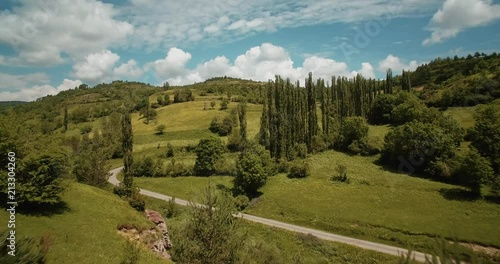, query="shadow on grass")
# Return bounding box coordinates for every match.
[10,201,71,217]
[372,157,454,184]
[484,195,500,205]
[216,183,231,193]
[439,188,480,202]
